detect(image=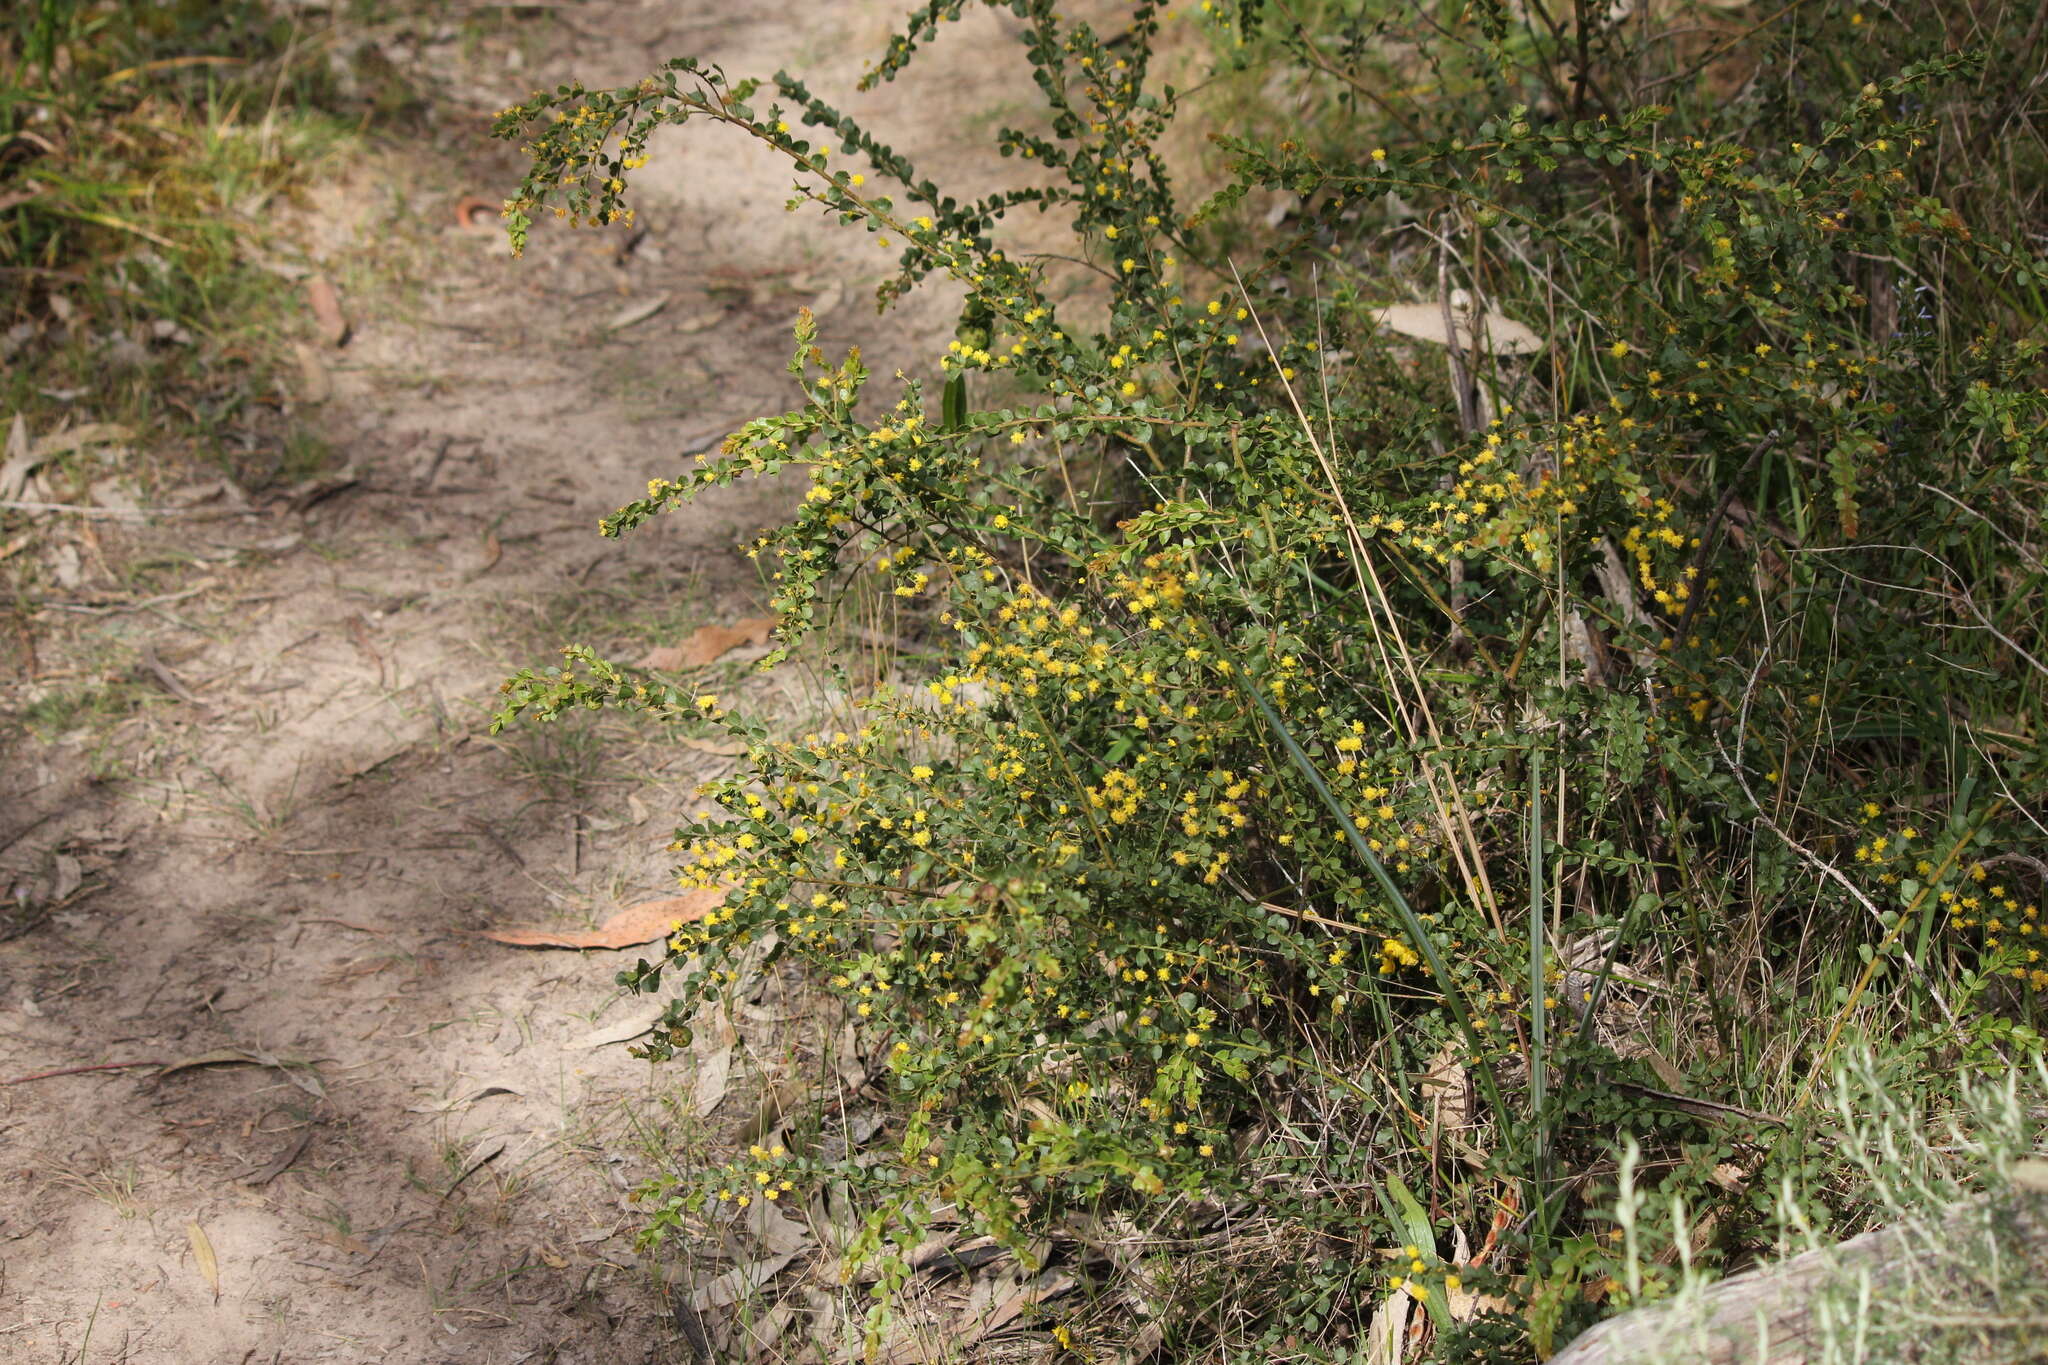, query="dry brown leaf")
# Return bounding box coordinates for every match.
[744,1186,813,1255]
[464,530,503,583]
[481,887,725,949]
[1421,1043,1484,1162]
[158,1046,325,1098]
[304,275,350,347]
[1373,301,1542,355]
[1367,1289,1412,1364]
[689,1251,796,1312]
[0,414,31,500]
[961,1267,1075,1342]
[32,421,132,459]
[311,1224,371,1257]
[294,341,331,403]
[571,998,669,1049]
[692,1012,736,1115]
[640,616,778,671]
[188,1222,221,1300]
[738,1301,798,1362]
[738,1078,808,1146]
[5,418,139,500]
[604,293,669,332]
[1444,1225,1513,1323]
